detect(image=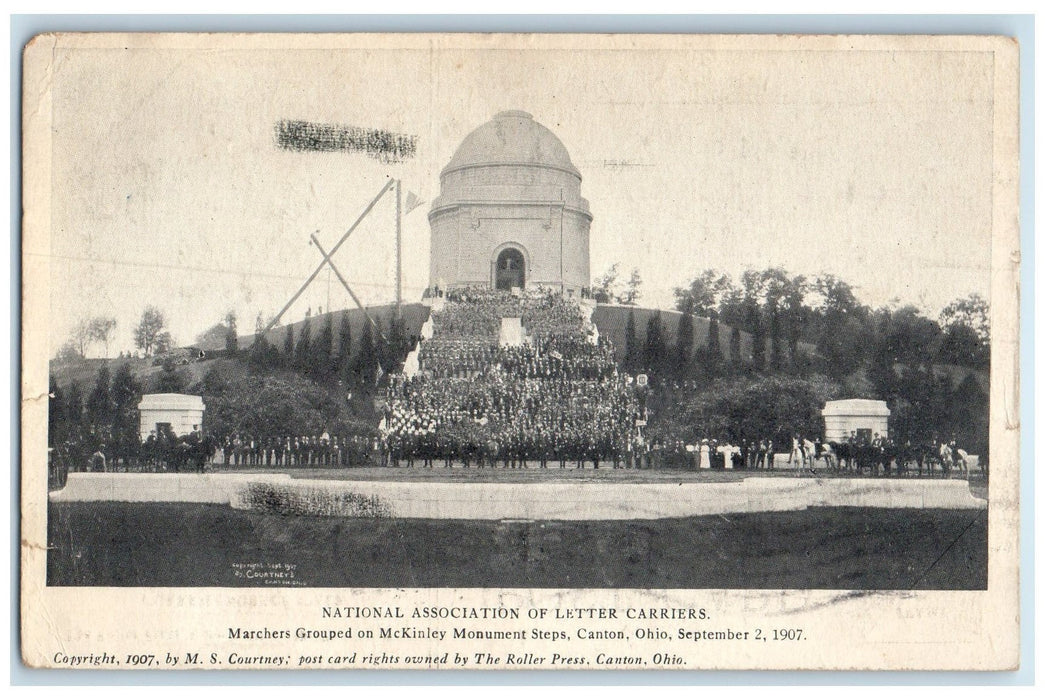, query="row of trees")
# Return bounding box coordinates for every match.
[616,267,991,454]
[198,367,374,440]
[592,263,643,305]
[248,310,413,393]
[619,308,741,382]
[640,363,988,457]
[49,363,142,461]
[672,268,989,377]
[48,342,377,461]
[644,374,845,448]
[56,306,175,361]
